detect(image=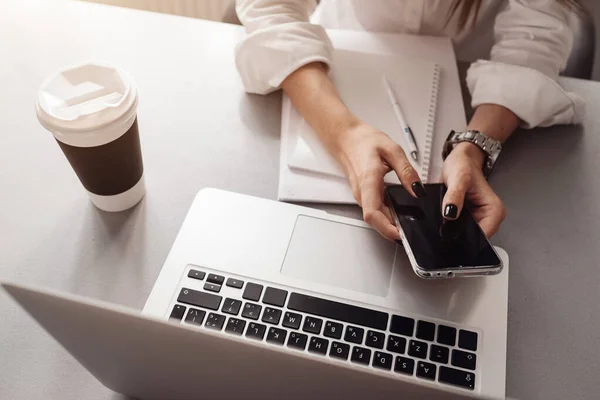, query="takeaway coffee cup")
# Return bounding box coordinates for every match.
[36,62,145,212]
